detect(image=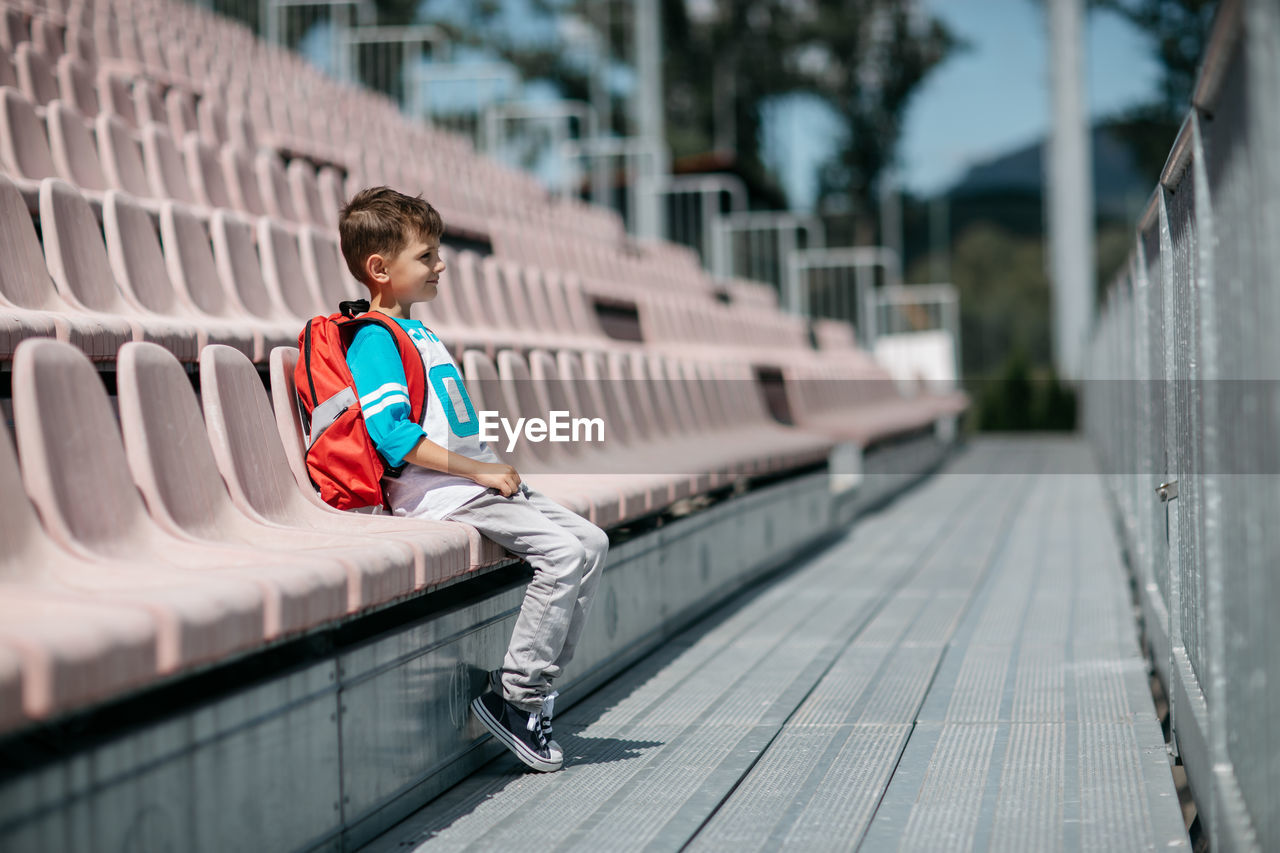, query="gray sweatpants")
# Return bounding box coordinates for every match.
[443,483,609,713]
